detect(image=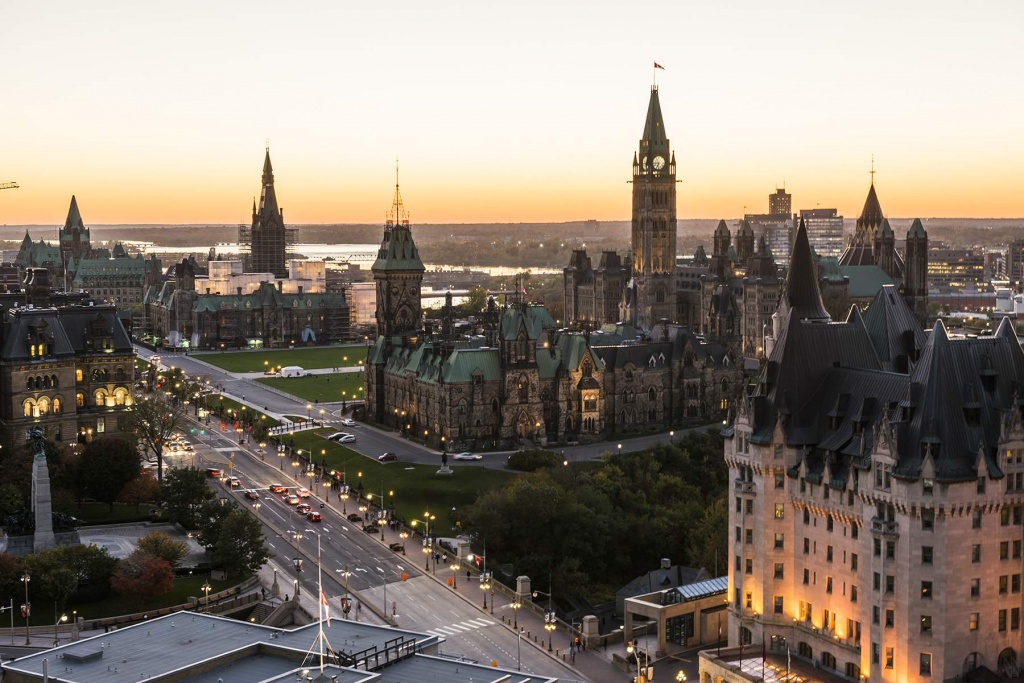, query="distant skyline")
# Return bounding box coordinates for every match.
[2,1,1023,225]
